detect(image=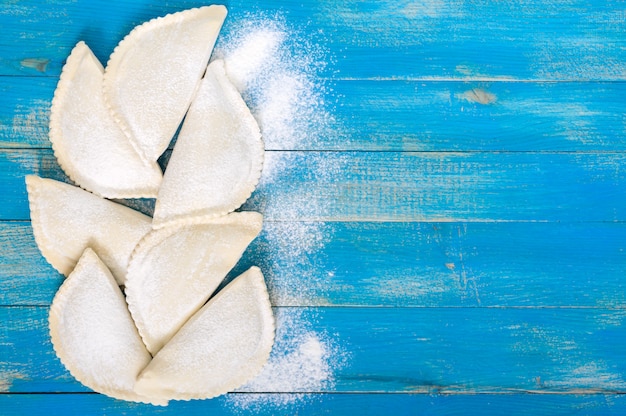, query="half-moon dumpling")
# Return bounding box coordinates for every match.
[26,175,152,285]
[49,248,165,405]
[103,5,227,163]
[152,59,264,228]
[49,41,162,199]
[125,211,263,355]
[133,266,274,401]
